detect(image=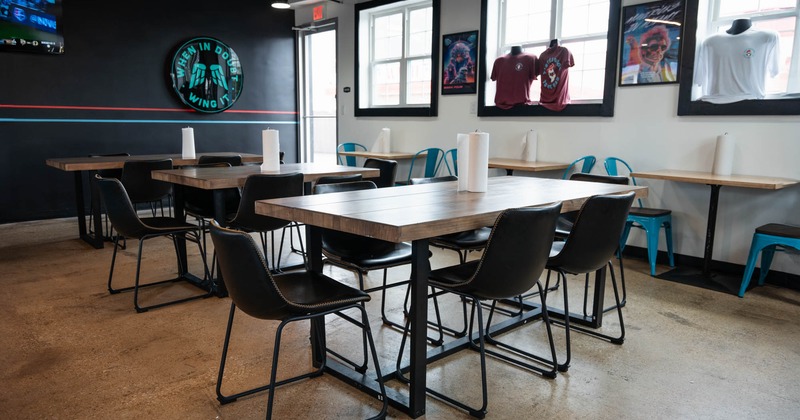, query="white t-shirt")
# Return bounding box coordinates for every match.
[694,28,780,104]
